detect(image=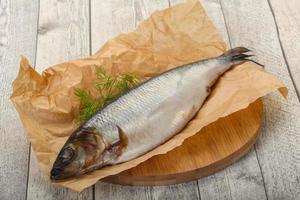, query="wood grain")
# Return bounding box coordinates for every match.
[149,182,200,200]
[91,0,200,199]
[199,0,230,45]
[26,0,92,199]
[105,99,263,186]
[133,1,201,199]
[90,1,180,199]
[0,1,38,200]
[171,1,268,199]
[220,0,300,199]
[95,182,151,200]
[268,0,300,97]
[91,0,134,53]
[1,0,299,199]
[200,0,268,199]
[91,0,149,199]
